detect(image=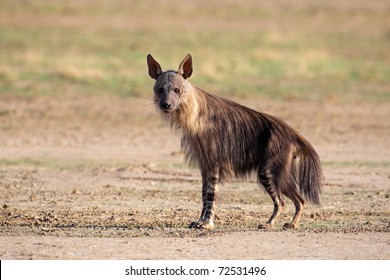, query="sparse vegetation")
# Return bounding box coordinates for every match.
[0,0,389,100]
